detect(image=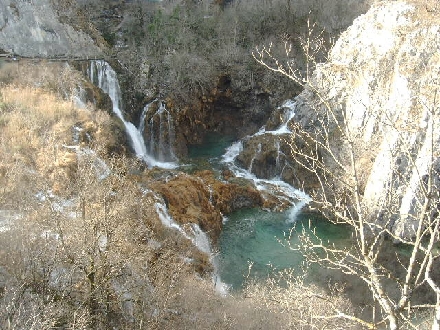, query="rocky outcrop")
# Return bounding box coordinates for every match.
[150,170,263,242]
[197,170,263,214]
[168,78,277,158]
[293,1,440,240]
[0,0,102,58]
